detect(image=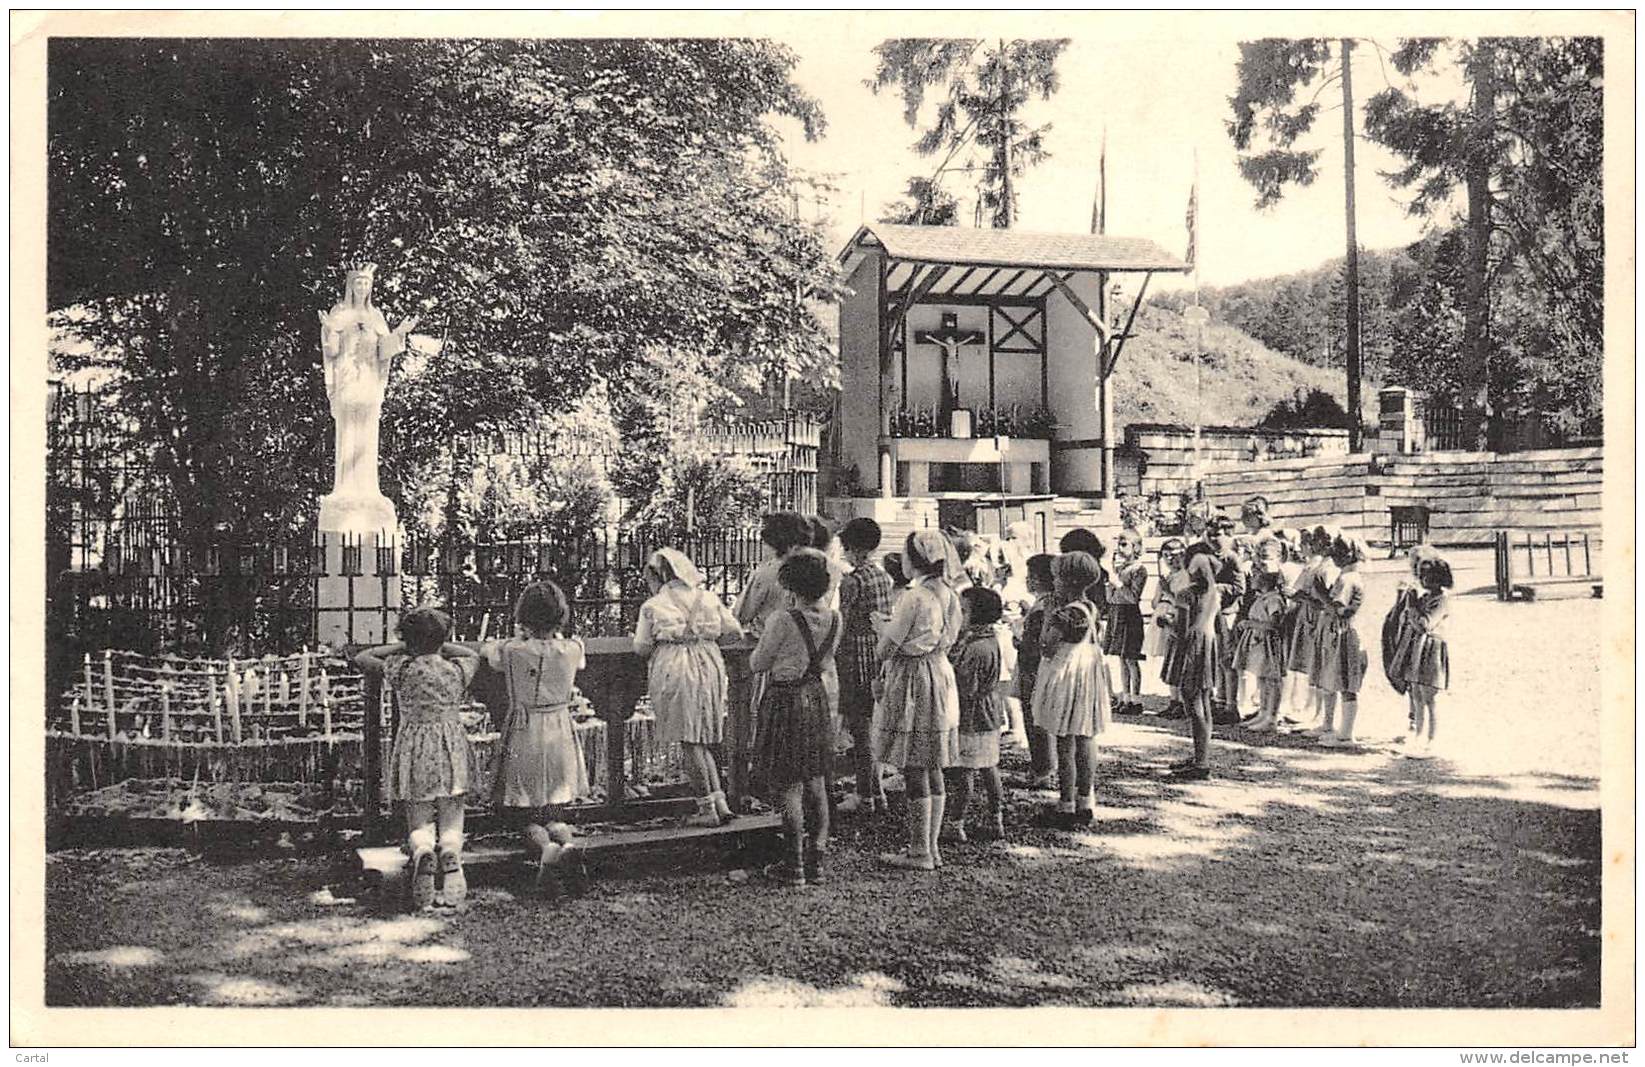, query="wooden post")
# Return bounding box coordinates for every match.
[209,670,223,742]
[103,650,117,738]
[226,668,242,743]
[361,668,384,844]
[82,654,95,723]
[69,695,81,736]
[1582,533,1592,576]
[160,683,172,741]
[1563,533,1572,576]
